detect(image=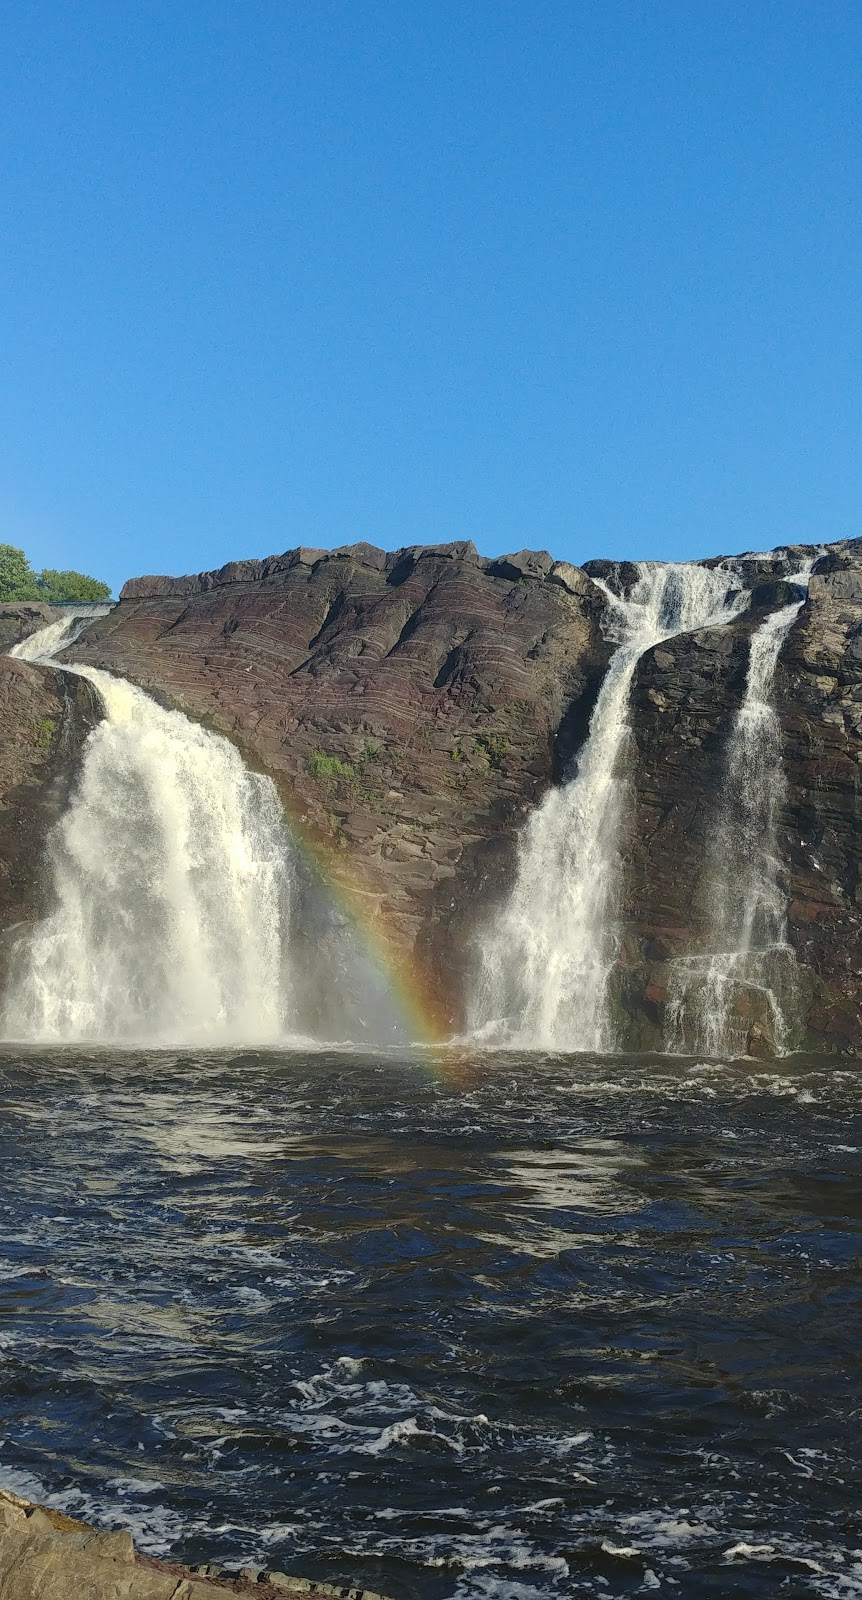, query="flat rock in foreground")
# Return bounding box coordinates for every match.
[0,1488,388,1600]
